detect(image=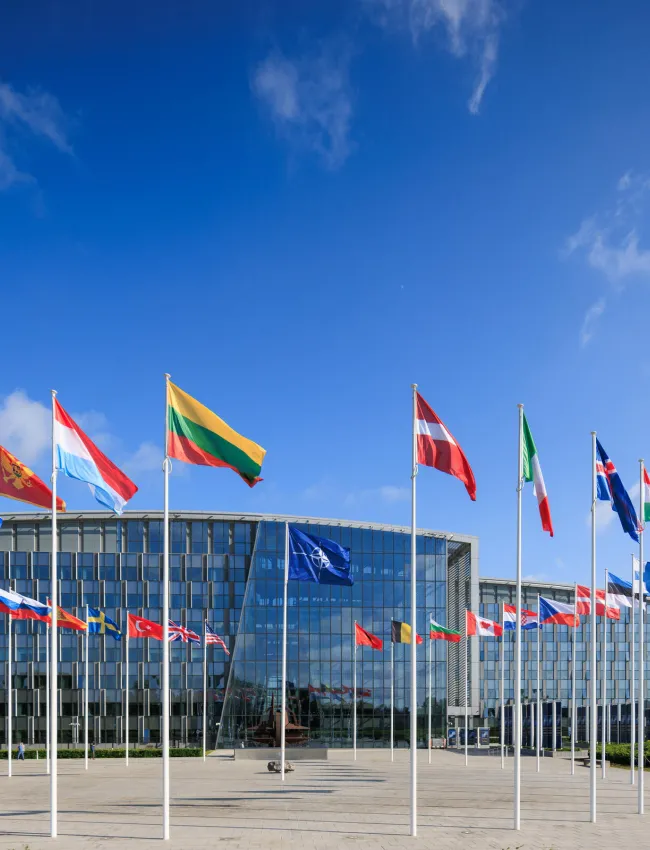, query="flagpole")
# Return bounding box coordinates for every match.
[571,584,577,776]
[353,621,357,761]
[46,625,50,775]
[409,382,418,837]
[630,554,635,785]
[202,620,207,763]
[125,629,129,768]
[50,389,58,839]
[84,604,89,770]
[536,593,541,772]
[7,607,12,778]
[500,603,505,769]
[427,613,432,765]
[514,404,523,831]
[464,616,468,768]
[590,431,597,823]
[390,639,394,763]
[162,374,171,840]
[638,459,645,815]
[281,522,289,781]
[602,570,607,780]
